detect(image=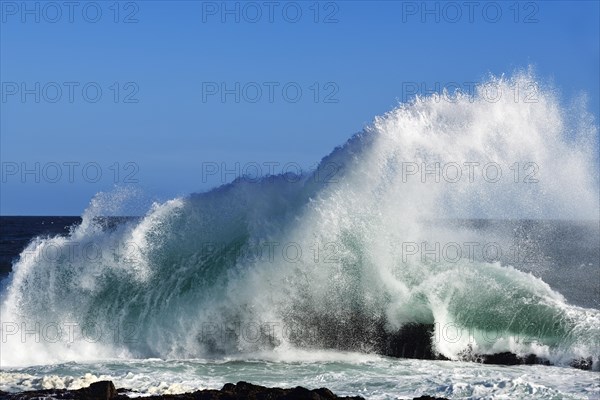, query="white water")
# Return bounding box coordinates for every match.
[1,72,599,397]
[1,357,599,399]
